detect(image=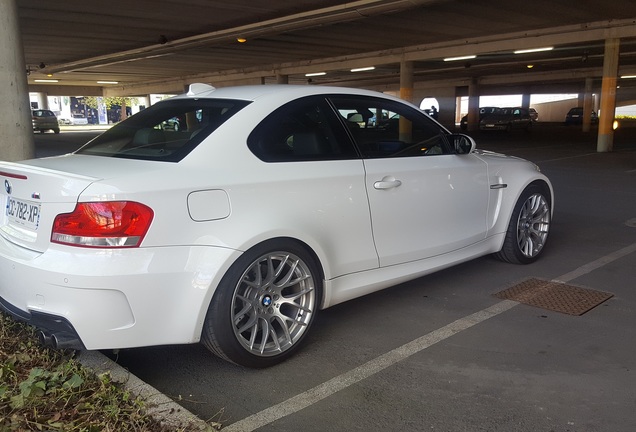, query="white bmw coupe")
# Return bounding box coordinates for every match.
[0,84,552,367]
